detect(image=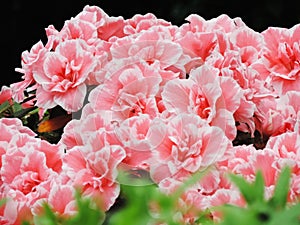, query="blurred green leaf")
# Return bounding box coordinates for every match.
[108,183,154,225]
[13,106,37,119]
[269,166,291,209]
[0,100,11,115]
[228,170,265,205]
[64,191,105,225]
[218,166,300,225]
[34,203,60,225]
[0,198,6,207]
[268,203,300,225]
